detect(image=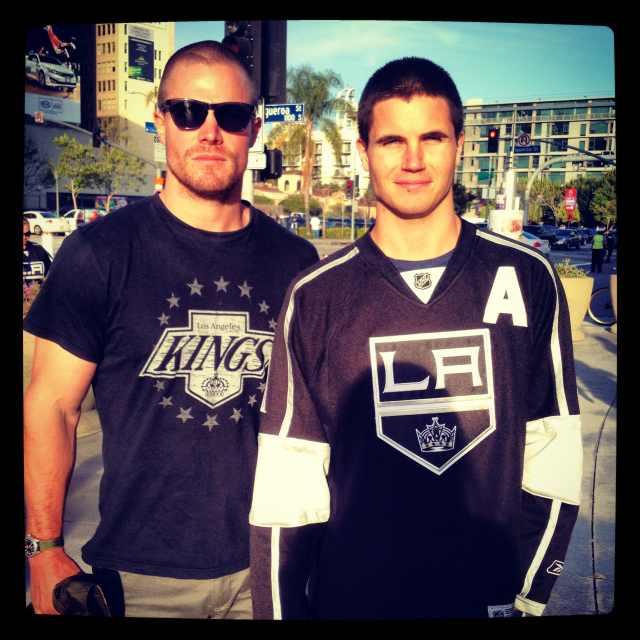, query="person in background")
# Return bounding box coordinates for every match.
[23,216,52,284]
[23,40,318,619]
[591,229,605,272]
[604,227,615,264]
